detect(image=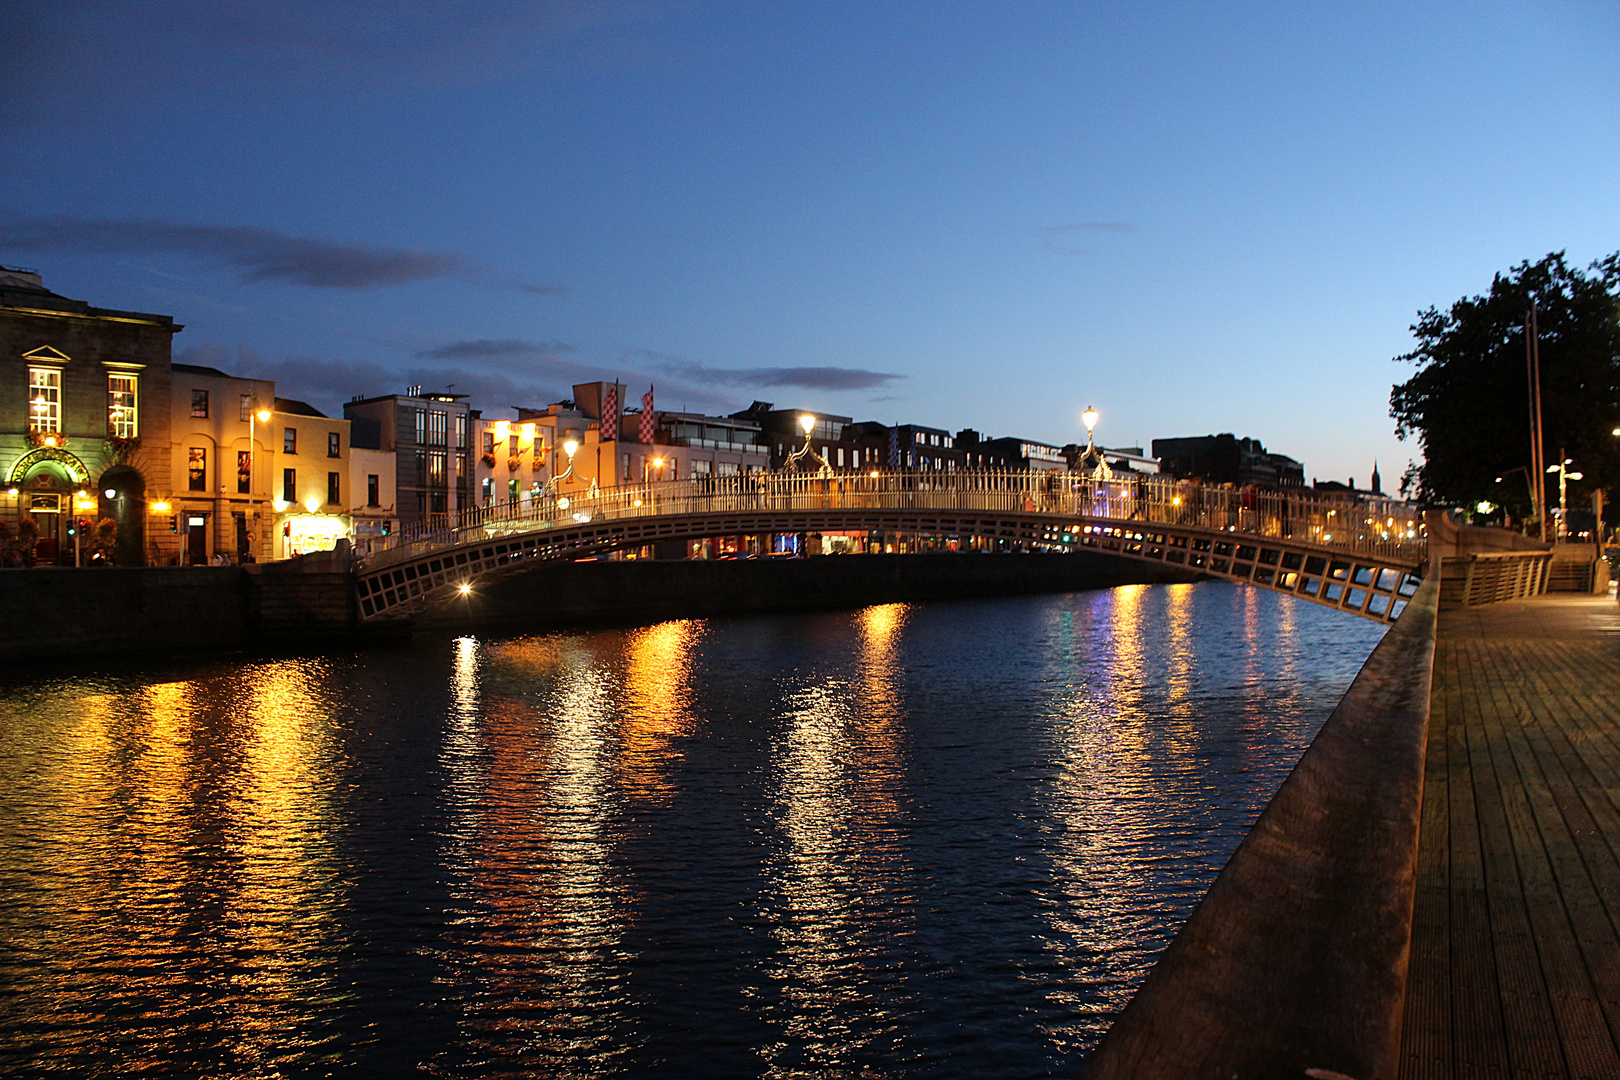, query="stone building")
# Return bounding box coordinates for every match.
[1,267,179,565]
[1151,433,1305,488]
